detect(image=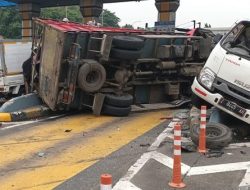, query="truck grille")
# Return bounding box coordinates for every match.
[213,77,250,109]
